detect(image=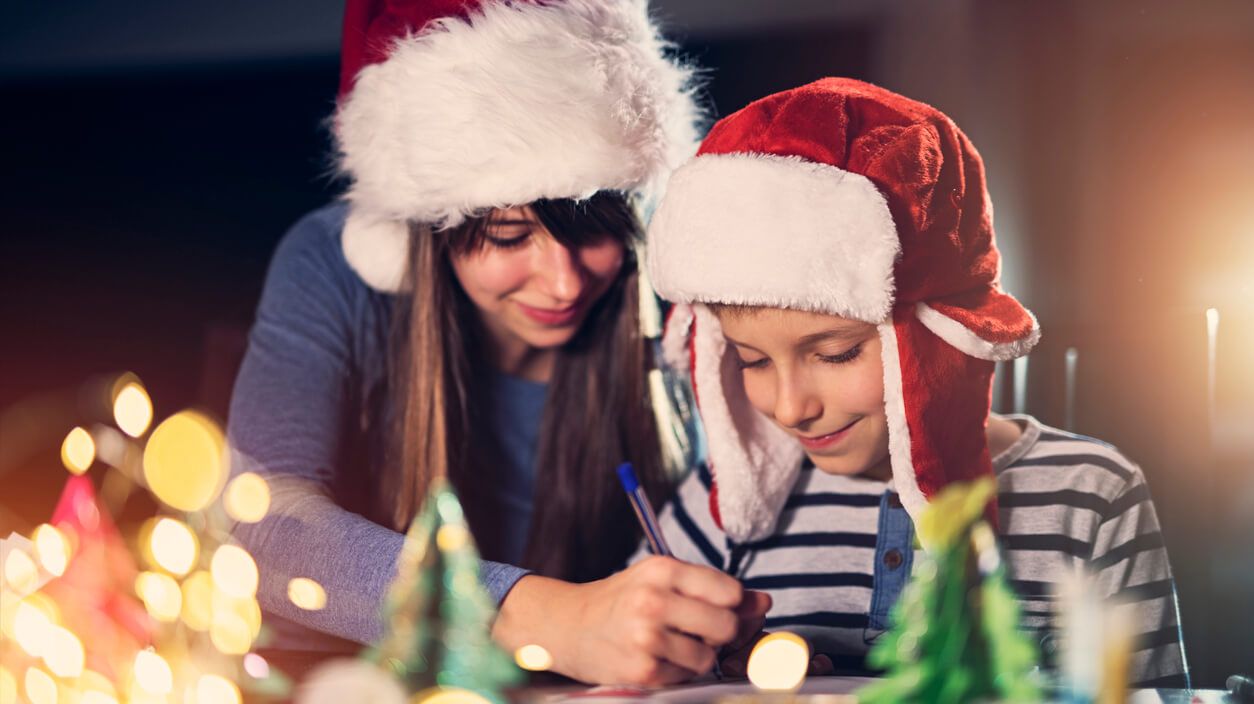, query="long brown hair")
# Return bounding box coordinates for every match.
[387,192,672,581]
